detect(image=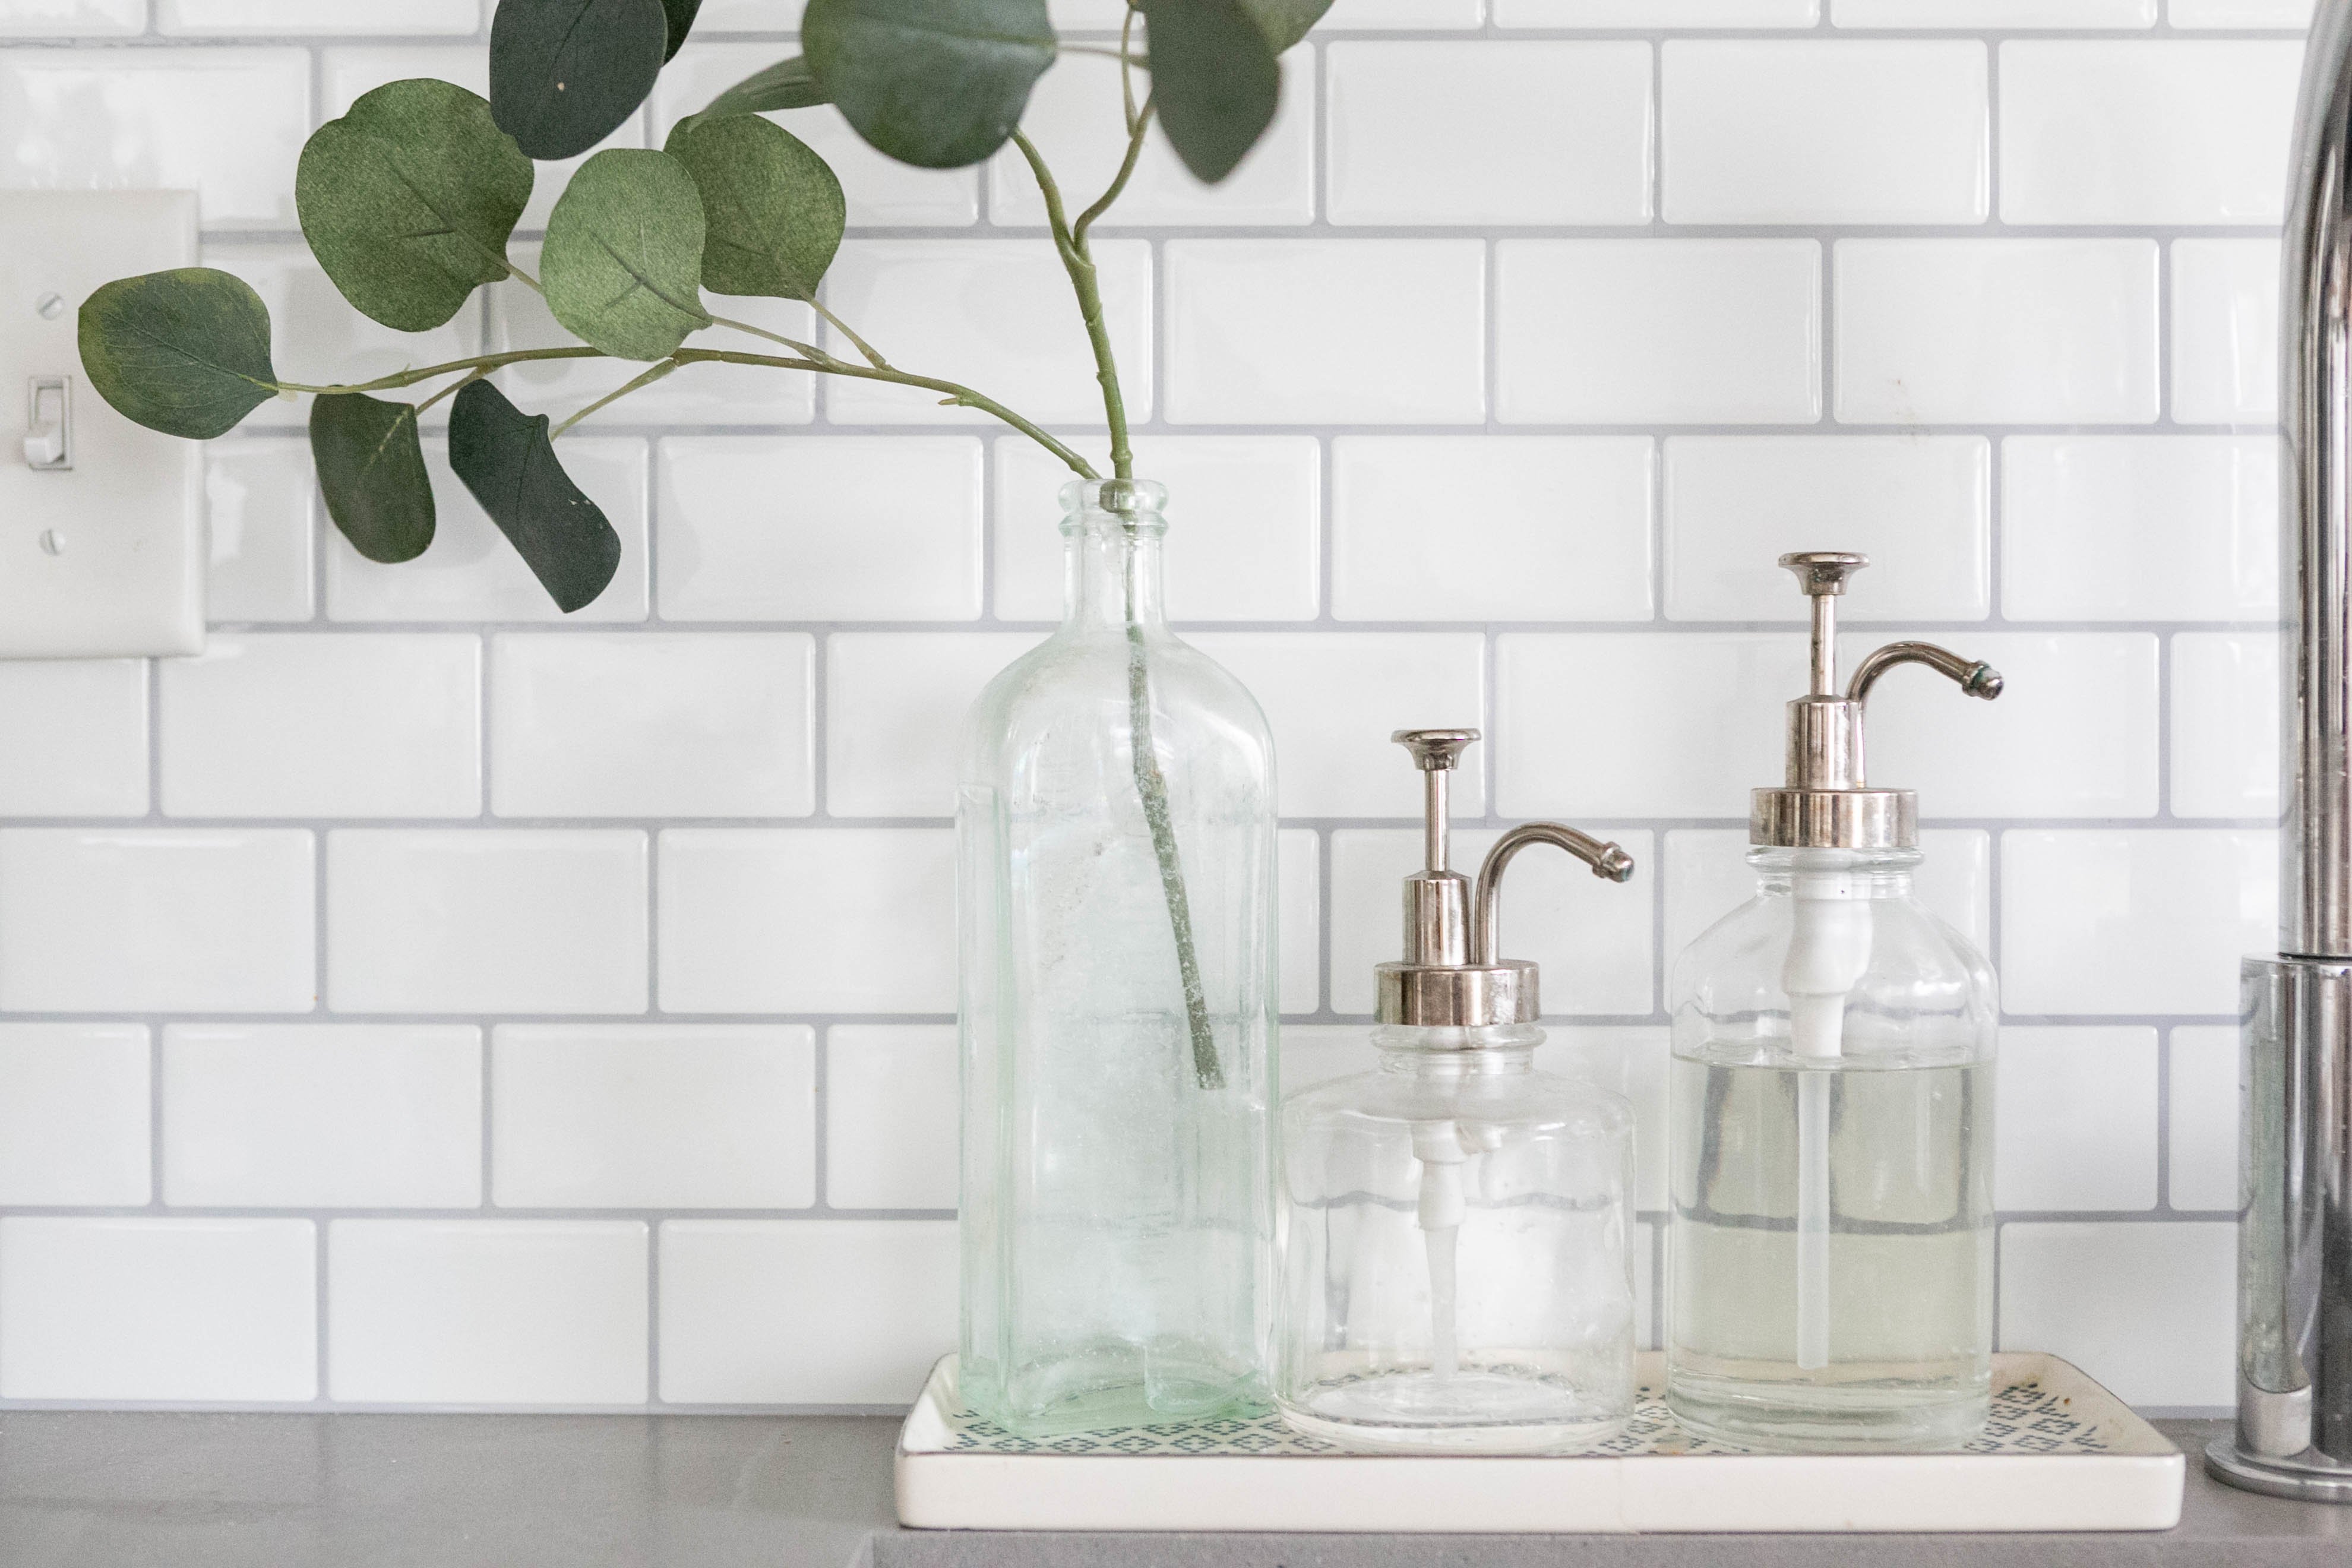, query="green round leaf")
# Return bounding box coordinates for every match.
[298,78,533,332]
[489,0,668,161]
[448,380,622,614]
[661,0,702,61]
[1146,0,1281,185]
[542,147,713,361]
[1242,0,1332,52]
[310,393,436,564]
[78,268,278,440]
[665,115,844,302]
[804,0,1055,169]
[687,55,829,128]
